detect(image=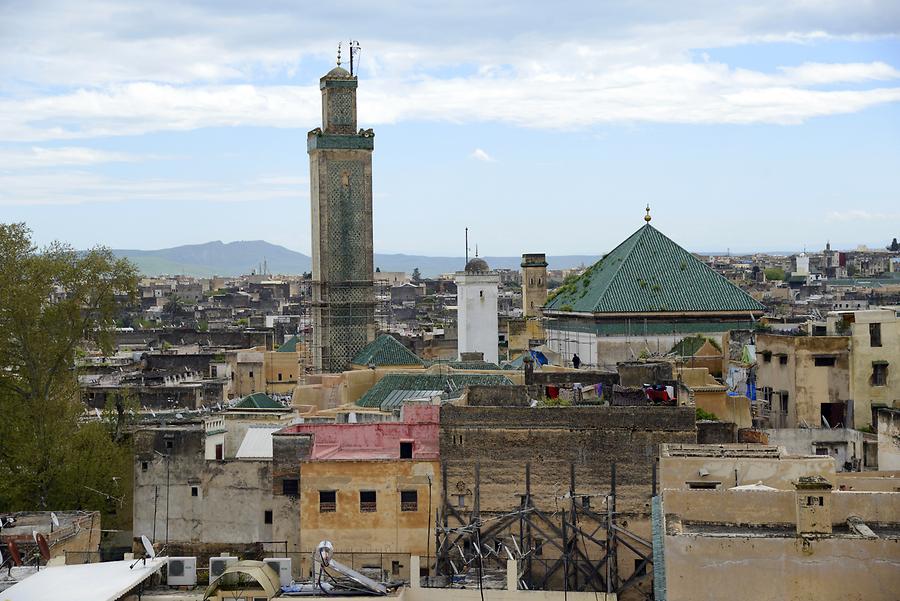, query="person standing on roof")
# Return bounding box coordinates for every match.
[572,353,581,369]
